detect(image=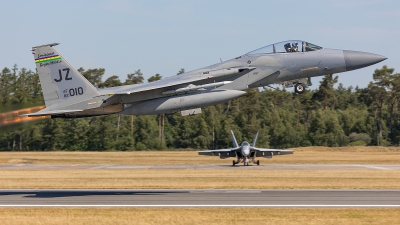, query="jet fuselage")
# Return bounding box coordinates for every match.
[29,40,386,118]
[240,141,250,157]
